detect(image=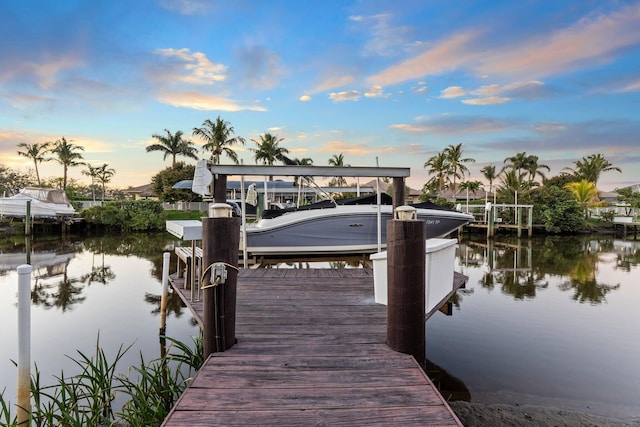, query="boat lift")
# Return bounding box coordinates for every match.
[191,161,411,268]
